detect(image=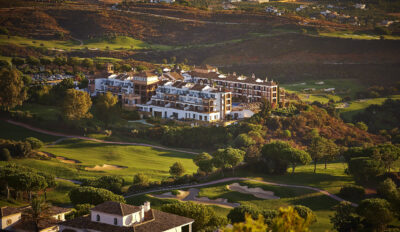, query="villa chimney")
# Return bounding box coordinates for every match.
[233,72,236,76]
[144,201,151,212]
[252,73,255,79]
